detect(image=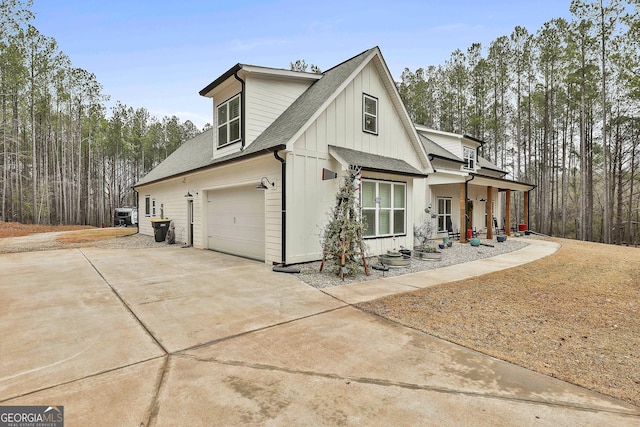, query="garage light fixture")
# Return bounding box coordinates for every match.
[184,189,198,197]
[256,177,275,190]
